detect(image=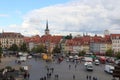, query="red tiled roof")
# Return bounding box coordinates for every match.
[110,34,120,39]
[24,35,62,44]
[0,32,24,38]
[24,35,41,43]
[65,35,110,46]
[40,35,62,44]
